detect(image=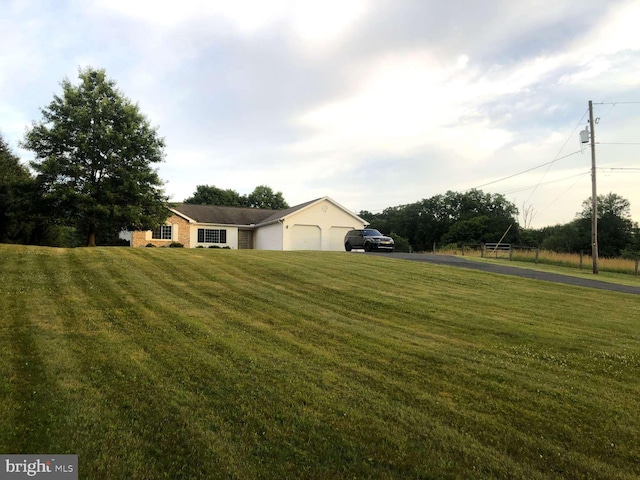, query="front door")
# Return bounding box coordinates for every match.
[238,230,253,249]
